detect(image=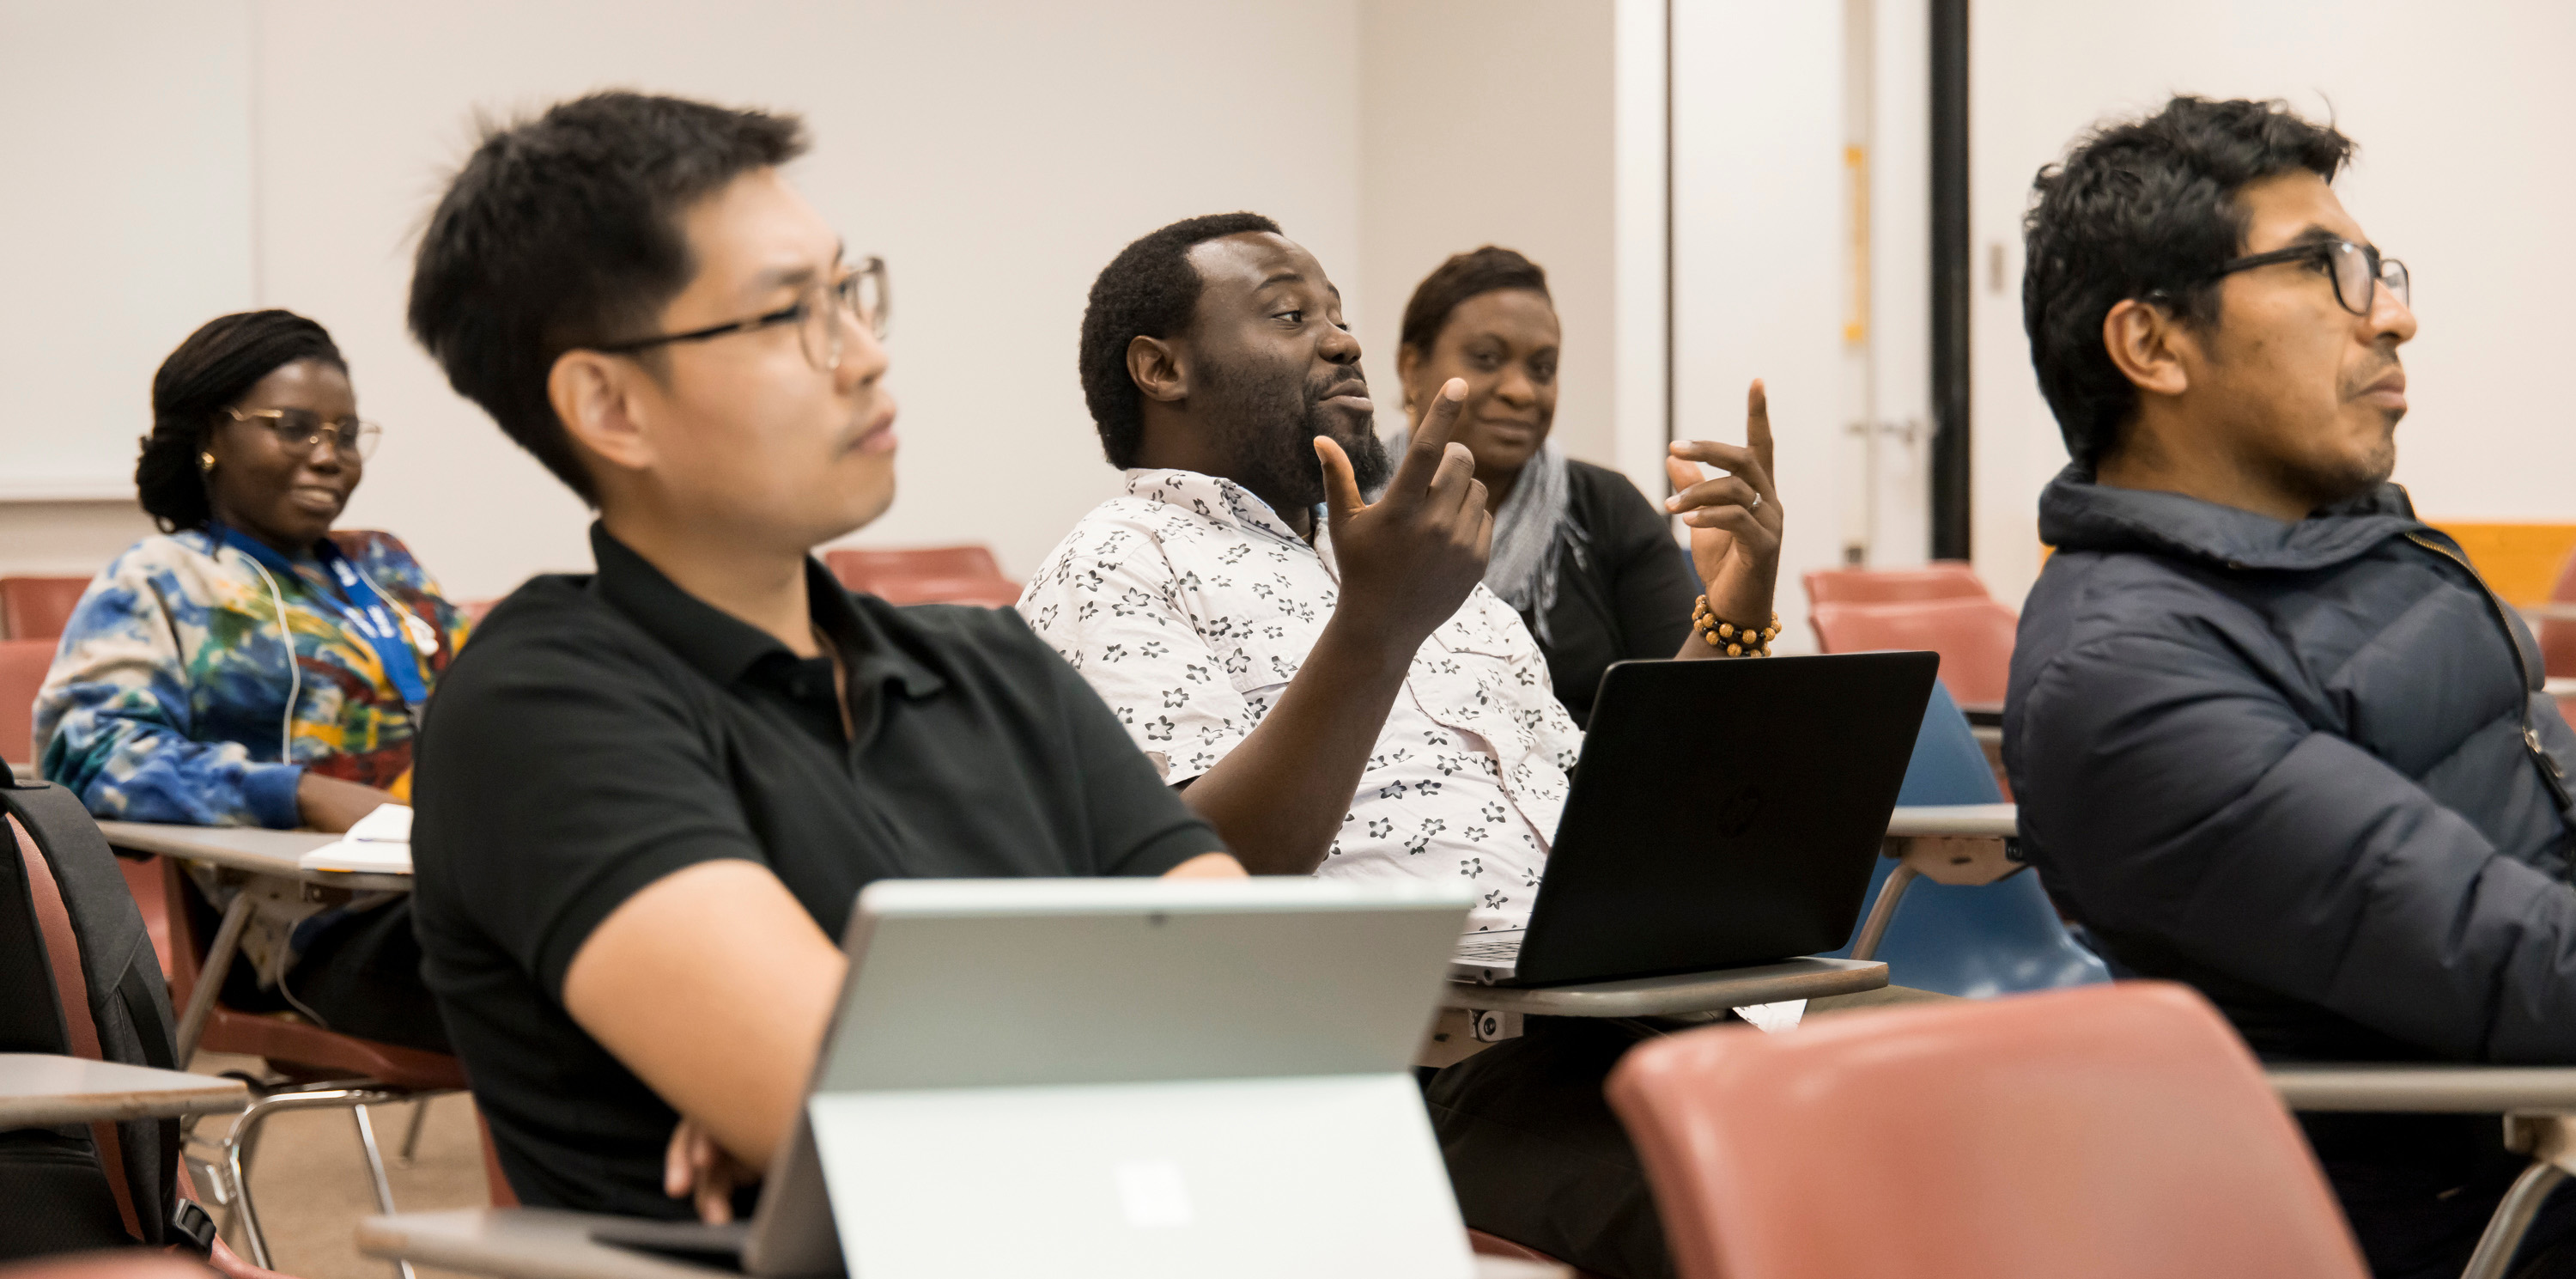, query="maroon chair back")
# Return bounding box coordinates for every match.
[1809,596,2017,708]
[823,545,1022,606]
[1801,562,1990,607]
[2539,548,2576,678]
[0,576,91,643]
[3,638,53,768]
[160,858,465,1090]
[1606,983,2369,1279]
